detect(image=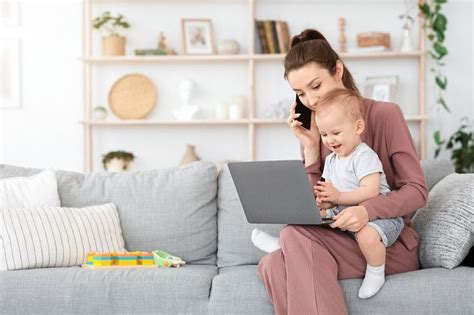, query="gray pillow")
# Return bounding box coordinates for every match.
[412,173,474,269]
[0,162,218,265]
[216,165,284,267]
